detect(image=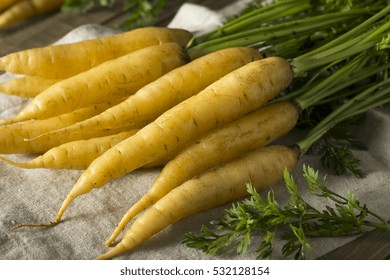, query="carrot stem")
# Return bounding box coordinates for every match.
[195,0,312,43]
[297,78,390,154]
[187,10,367,59]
